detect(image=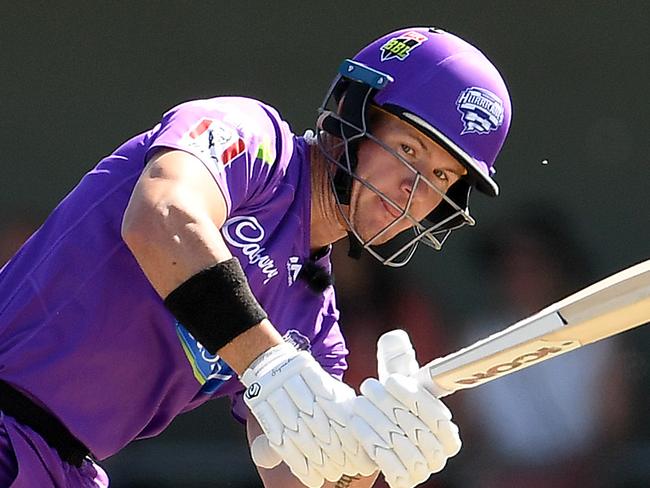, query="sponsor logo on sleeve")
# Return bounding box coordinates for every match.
[175,322,234,394]
[380,31,428,62]
[456,87,505,135]
[222,215,279,284]
[184,117,246,166]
